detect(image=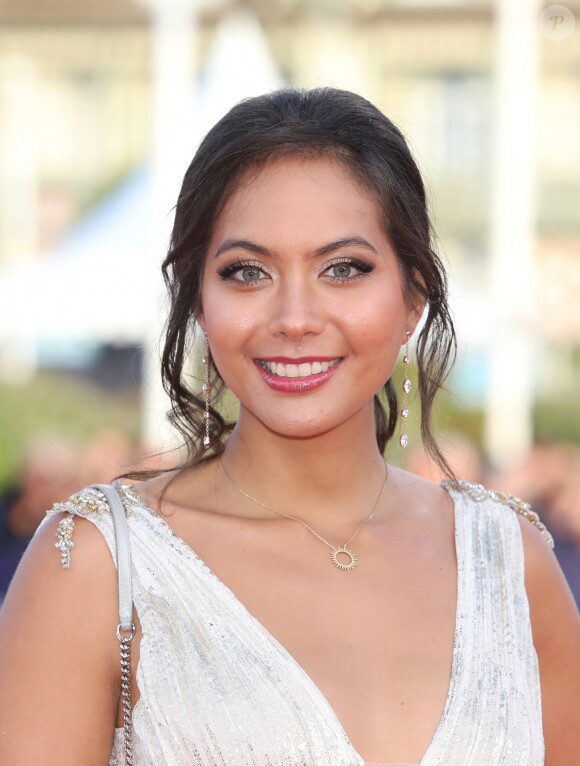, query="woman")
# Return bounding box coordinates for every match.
[0,87,579,765]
